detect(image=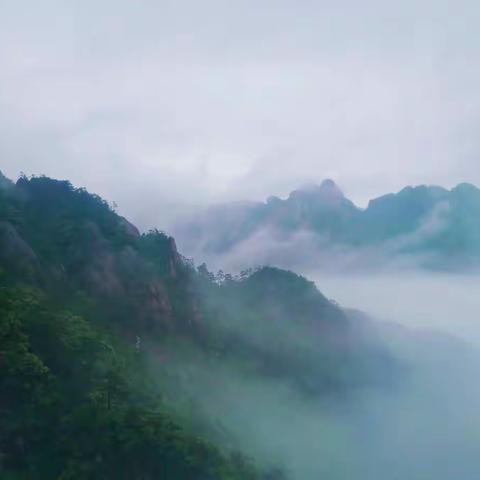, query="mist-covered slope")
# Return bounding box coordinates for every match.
[174,179,480,272]
[0,173,392,479]
[0,175,264,479]
[2,173,480,480]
